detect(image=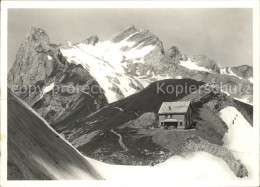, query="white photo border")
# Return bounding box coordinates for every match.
[1,1,259,187]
